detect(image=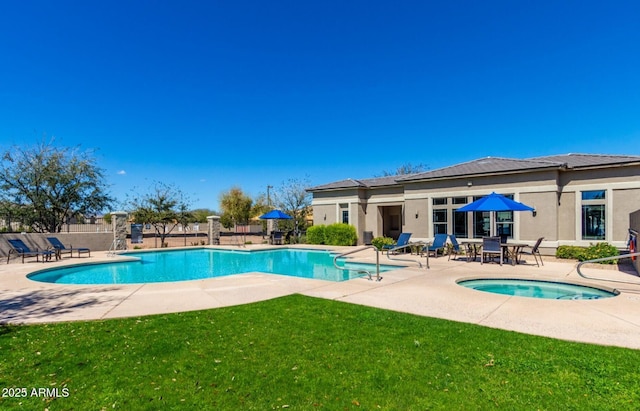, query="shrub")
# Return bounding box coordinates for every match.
[324,223,358,246]
[556,243,620,264]
[580,242,619,264]
[372,236,395,251]
[556,245,586,260]
[306,225,326,244]
[291,234,306,245]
